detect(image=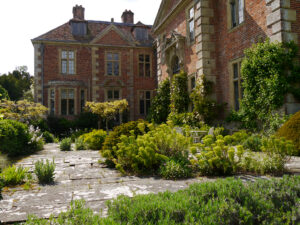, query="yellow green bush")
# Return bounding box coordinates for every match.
[276,111,300,155]
[79,129,107,150]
